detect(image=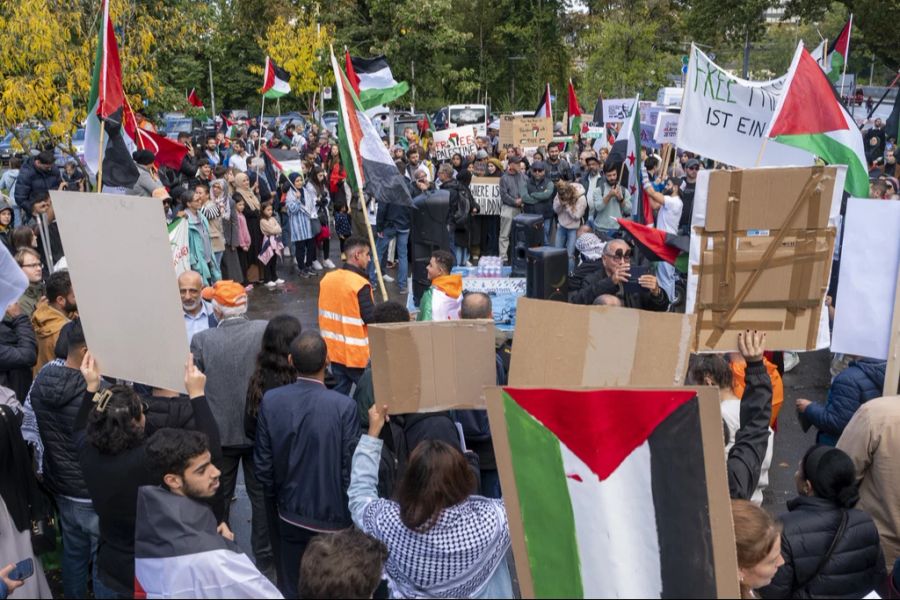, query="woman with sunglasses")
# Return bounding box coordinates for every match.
[73,353,221,599]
